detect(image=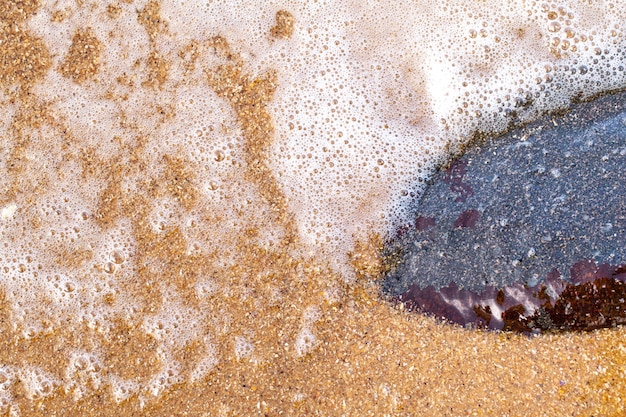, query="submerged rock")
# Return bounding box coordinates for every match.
[383,90,626,333]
